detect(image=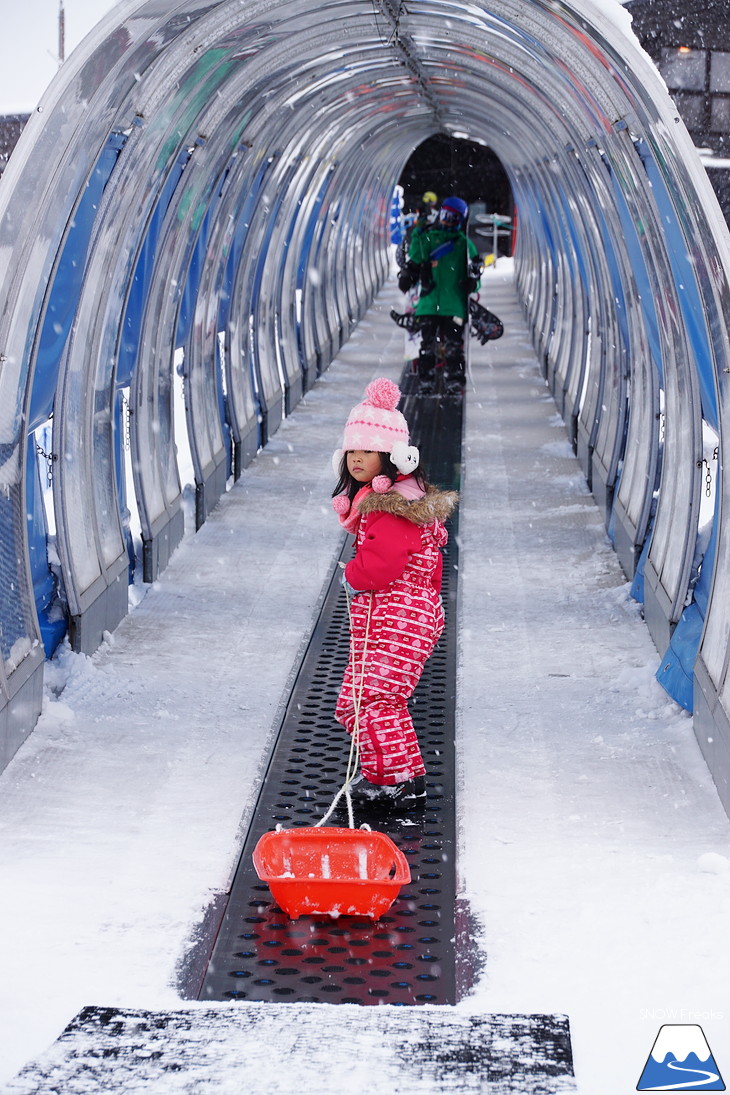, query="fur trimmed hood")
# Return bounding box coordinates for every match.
[357,483,458,525]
